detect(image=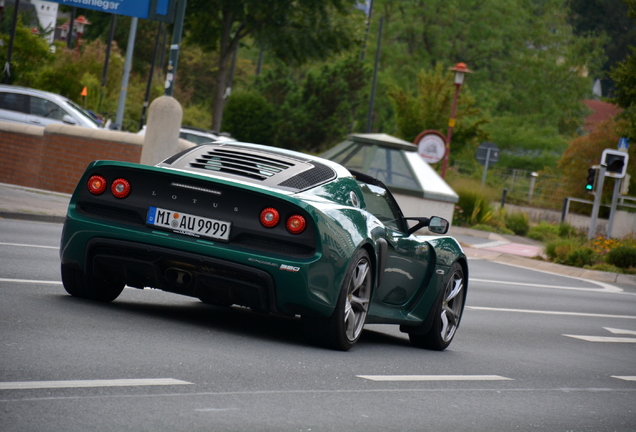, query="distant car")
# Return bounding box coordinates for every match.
[138,125,235,145]
[60,142,468,351]
[0,85,102,129]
